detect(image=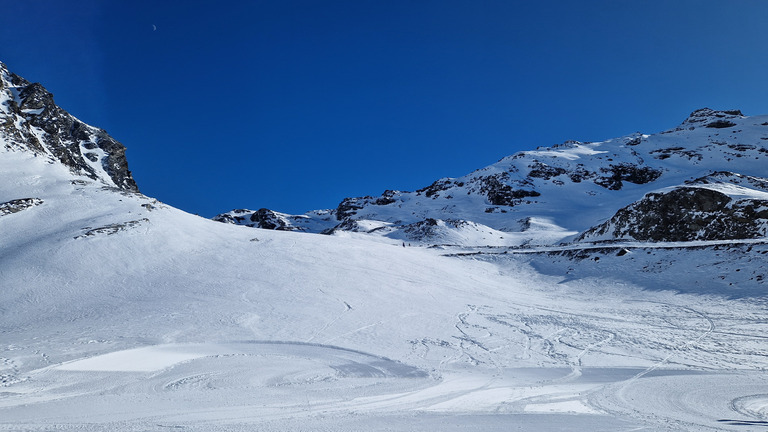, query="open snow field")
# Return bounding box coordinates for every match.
[2,153,768,431]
